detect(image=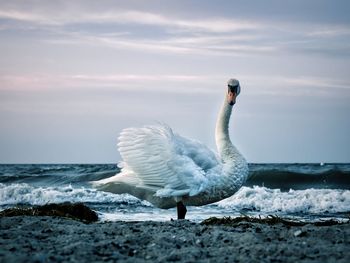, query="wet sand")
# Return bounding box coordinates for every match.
[1,216,349,262]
